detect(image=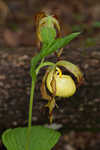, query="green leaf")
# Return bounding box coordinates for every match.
[2,126,61,150]
[41,32,80,57]
[30,53,42,77]
[40,27,56,43]
[92,21,100,28]
[46,32,80,55]
[30,32,80,77]
[30,40,54,76]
